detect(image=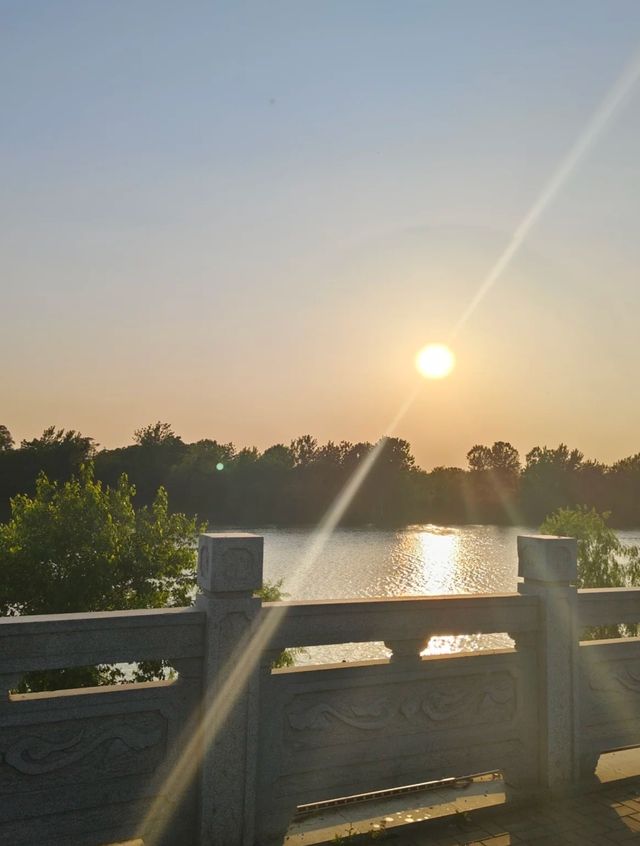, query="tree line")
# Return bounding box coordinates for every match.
[1,422,640,527]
